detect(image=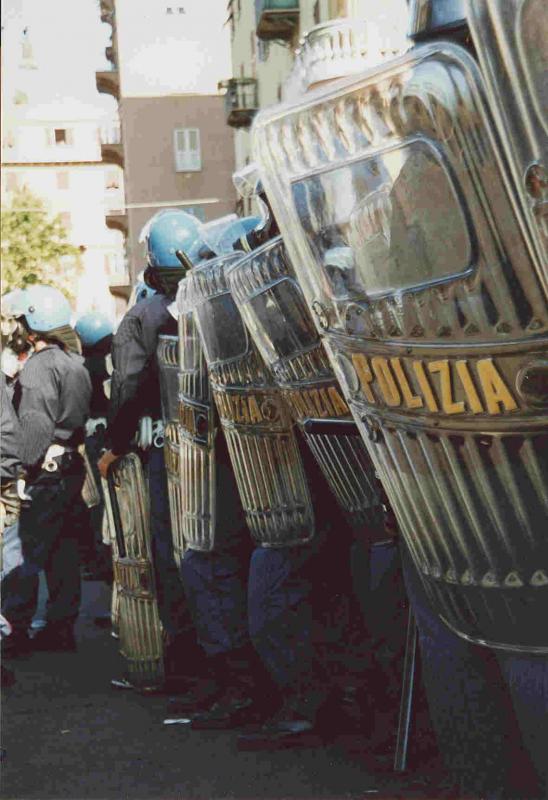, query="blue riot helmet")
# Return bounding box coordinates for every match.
[127,270,157,308]
[74,311,114,349]
[140,209,205,295]
[10,284,80,352]
[16,285,72,333]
